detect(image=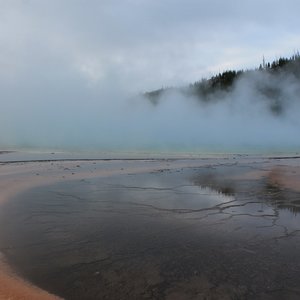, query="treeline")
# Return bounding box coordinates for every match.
[144,52,300,104]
